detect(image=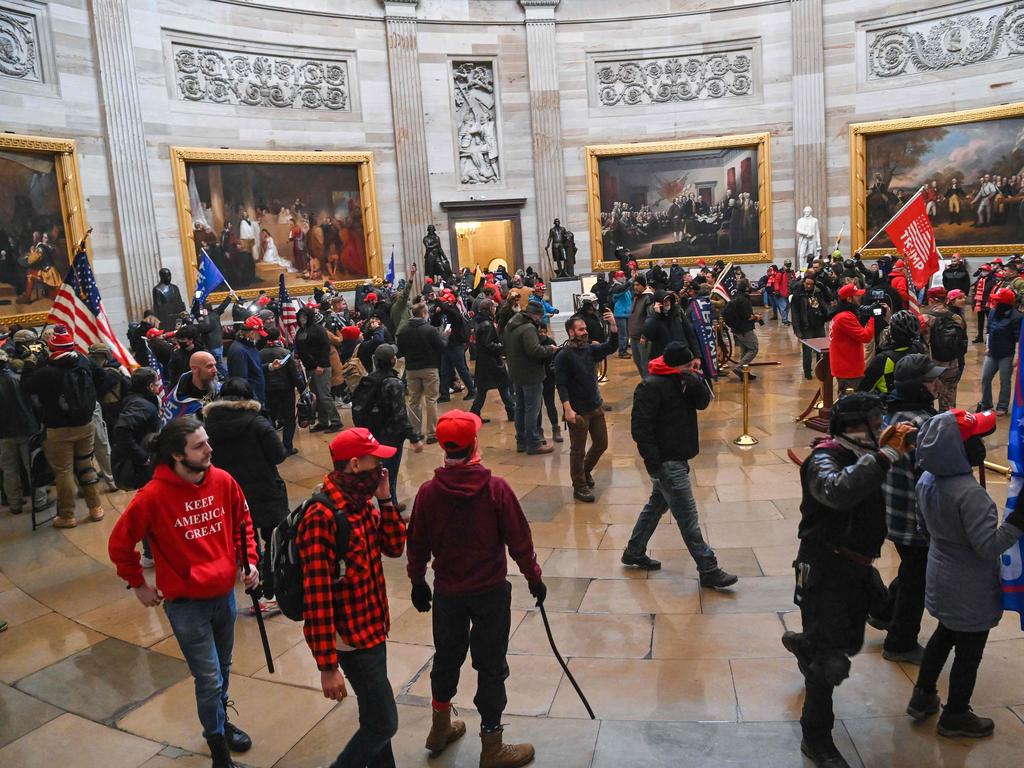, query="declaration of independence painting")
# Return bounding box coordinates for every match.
[854,103,1024,256]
